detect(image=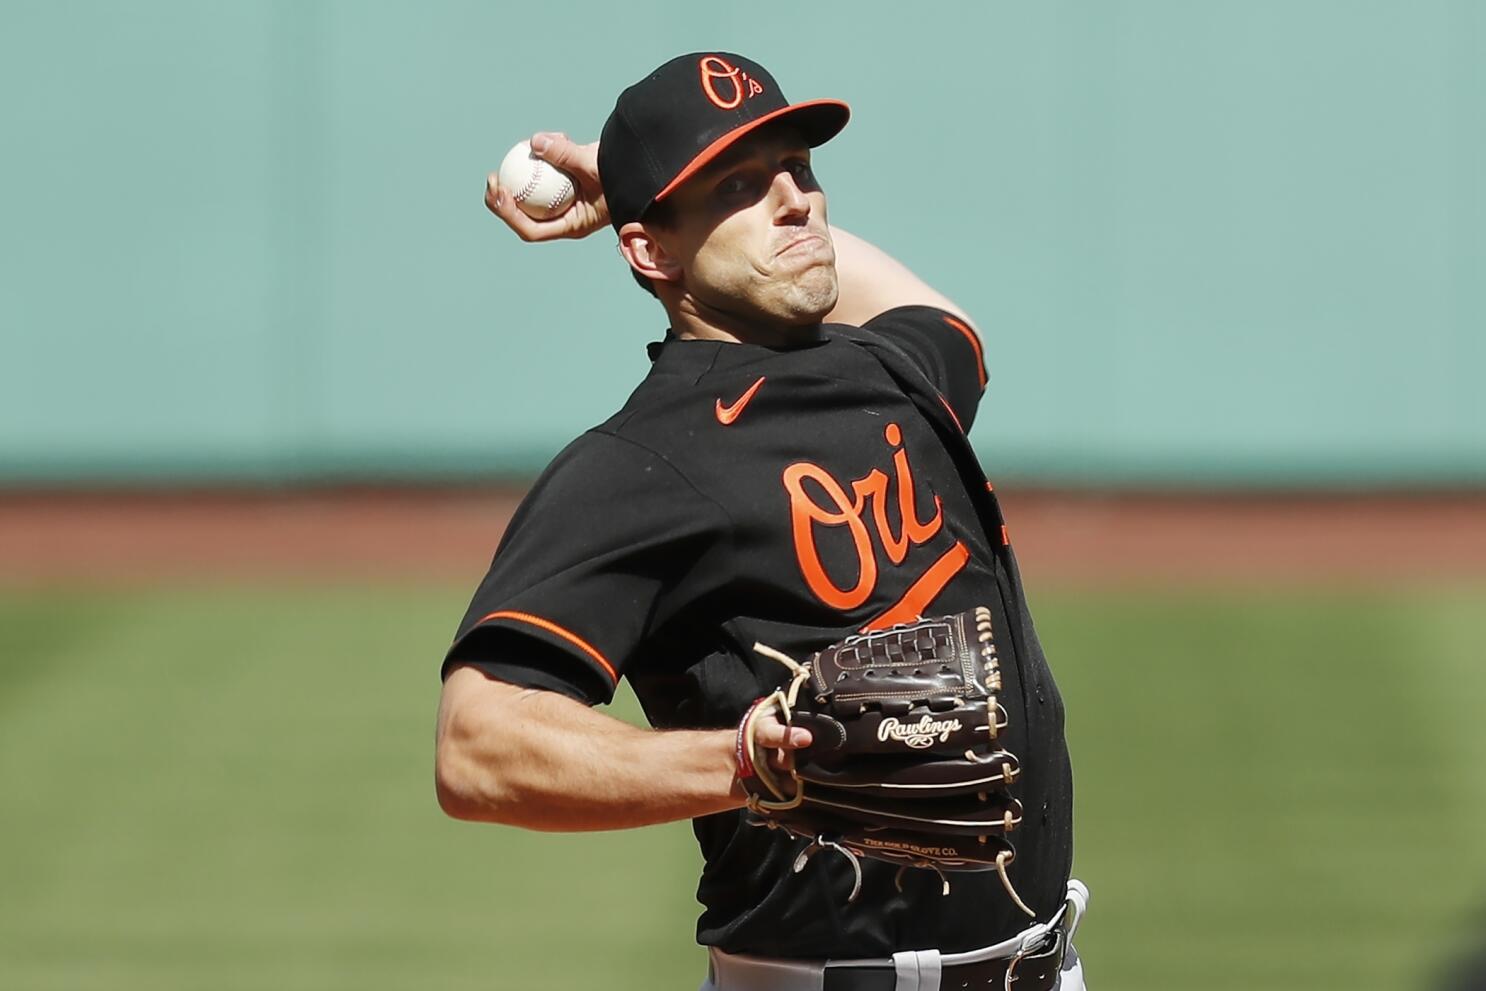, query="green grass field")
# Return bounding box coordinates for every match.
[3,582,1484,990]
